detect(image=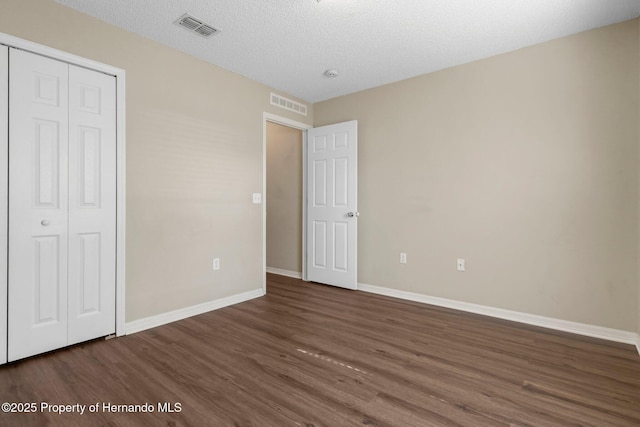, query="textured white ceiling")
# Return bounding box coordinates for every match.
[54,0,640,103]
